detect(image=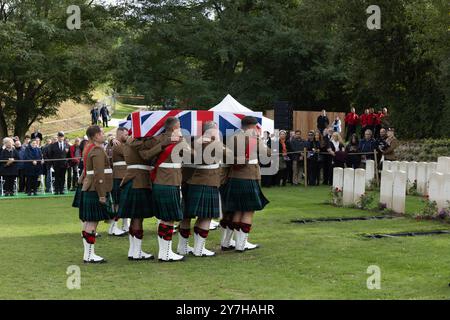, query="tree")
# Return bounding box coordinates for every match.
[0,0,117,139]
